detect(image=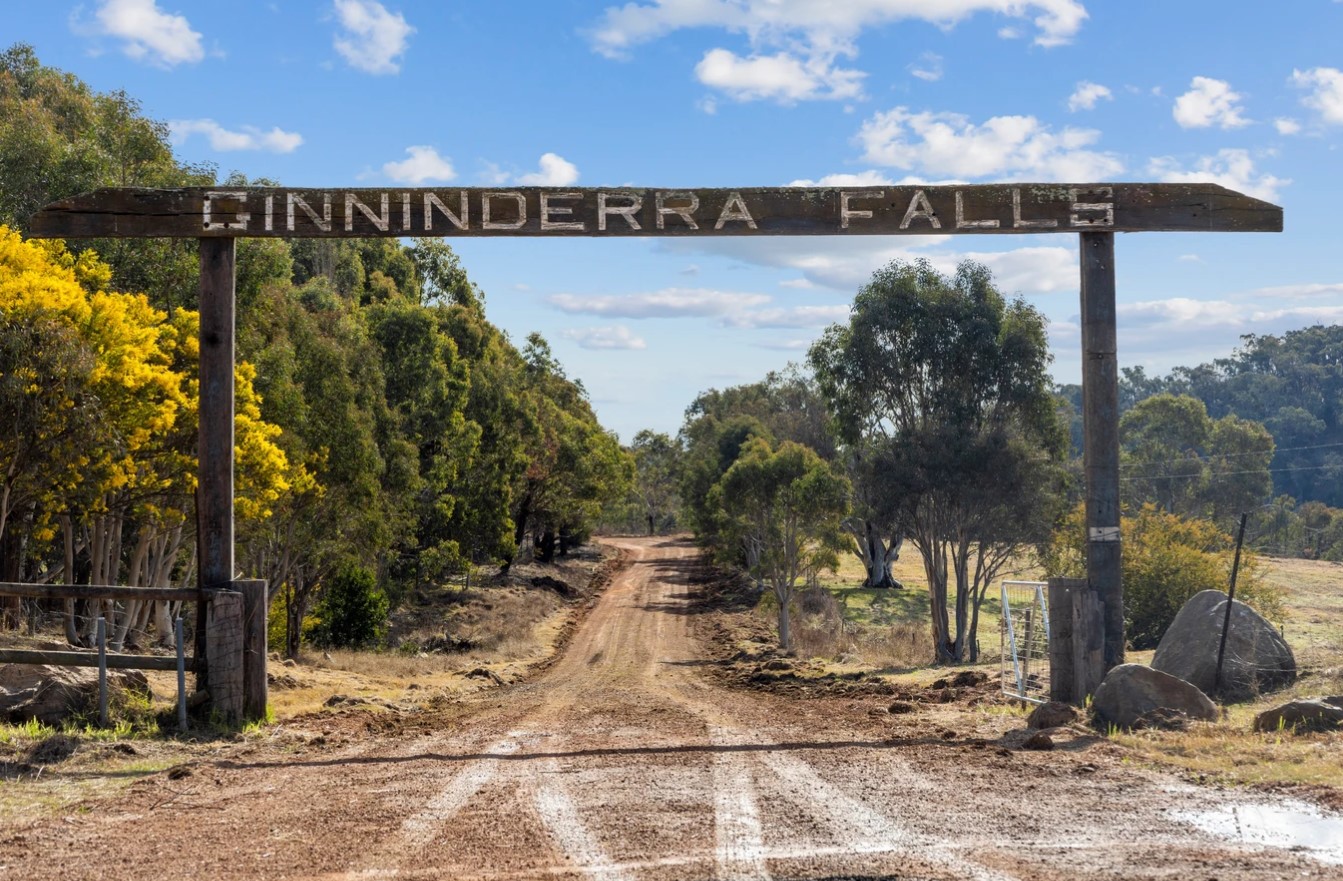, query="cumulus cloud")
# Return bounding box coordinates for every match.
[1172,76,1250,129]
[724,304,852,329]
[169,119,303,153]
[332,0,413,75]
[517,153,580,186]
[561,326,648,350]
[1249,281,1343,300]
[857,107,1123,180]
[587,0,1088,59]
[382,146,455,184]
[786,171,895,187]
[1067,81,1112,111]
[548,288,771,319]
[1274,118,1302,136]
[1148,149,1288,202]
[1291,67,1343,125]
[589,1,1084,105]
[694,48,864,102]
[92,0,204,67]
